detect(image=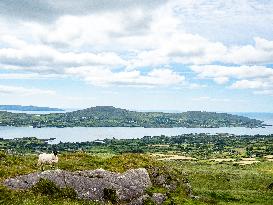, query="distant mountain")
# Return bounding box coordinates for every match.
[0,105,64,112]
[0,106,267,128]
